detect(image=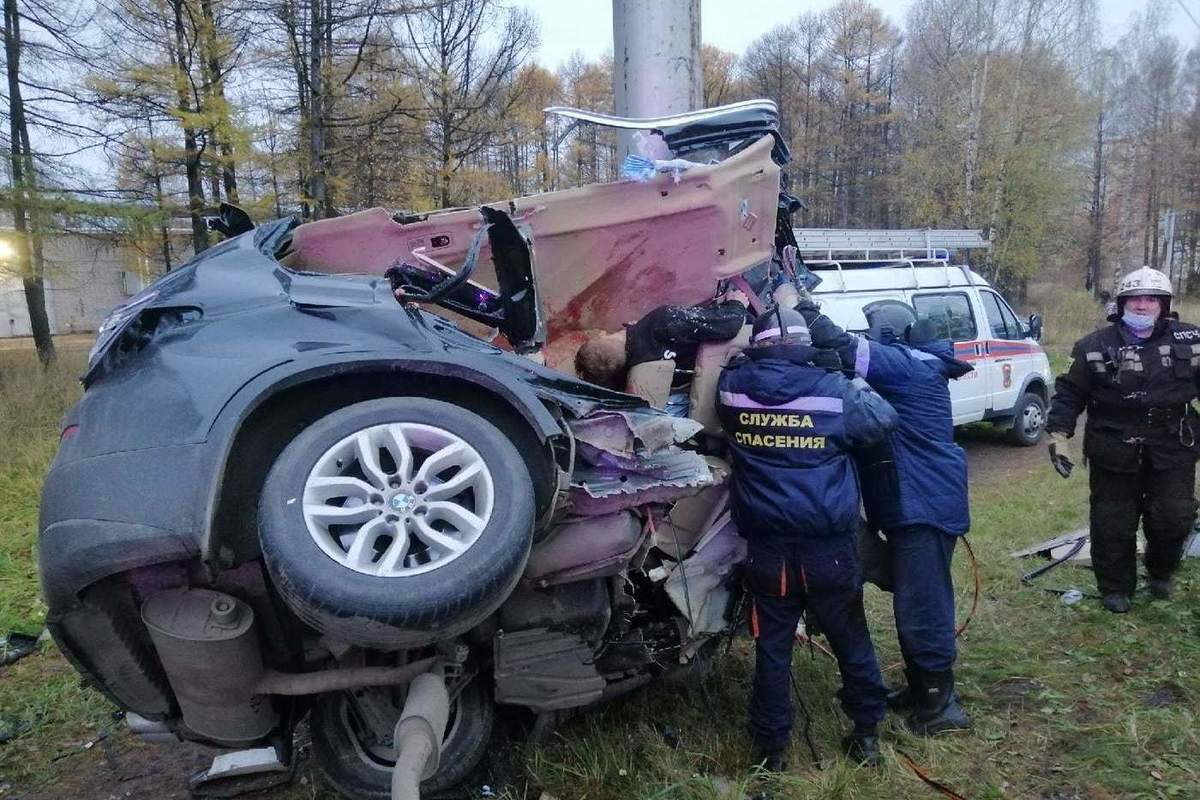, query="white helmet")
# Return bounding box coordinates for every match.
[1116,266,1173,299]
